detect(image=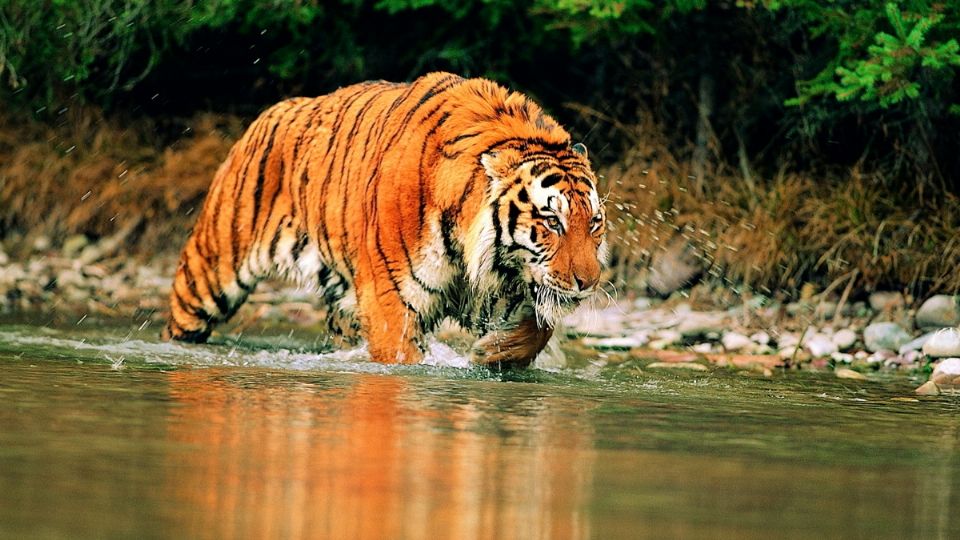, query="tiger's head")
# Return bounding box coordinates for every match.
[472,142,608,326]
